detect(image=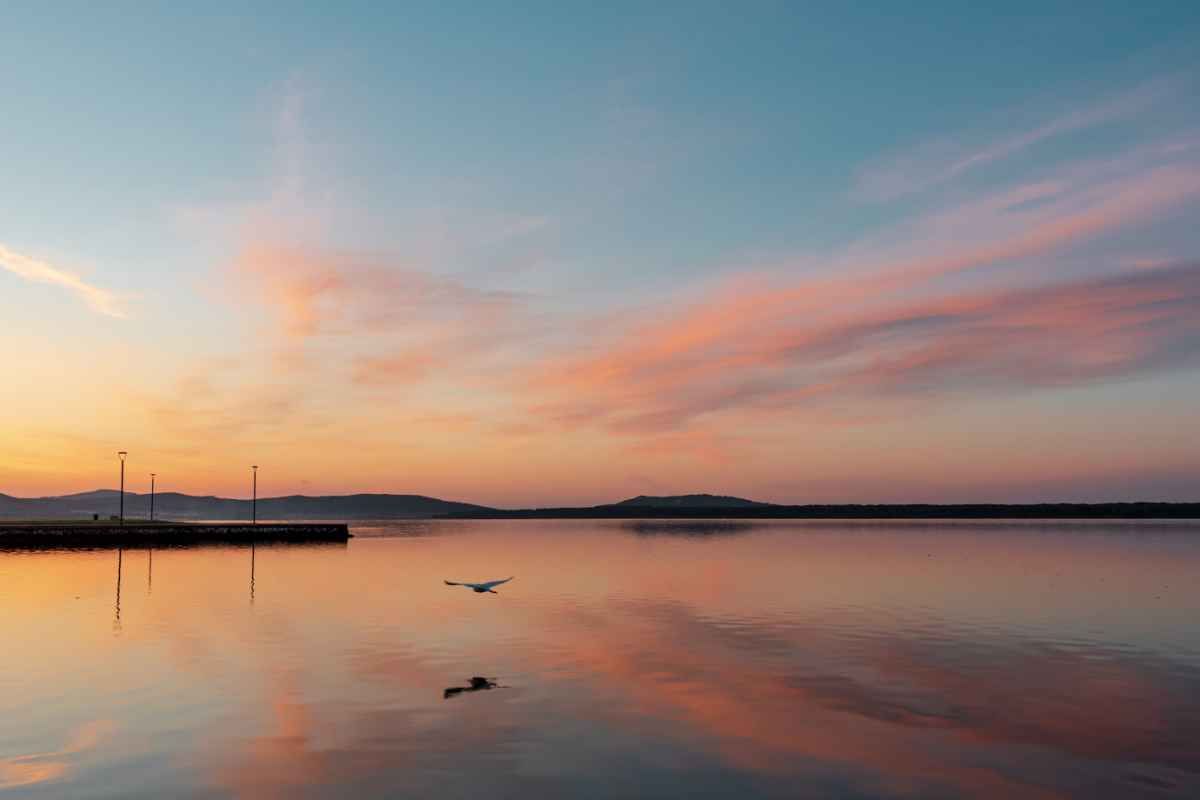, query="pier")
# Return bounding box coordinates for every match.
[0,522,351,548]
